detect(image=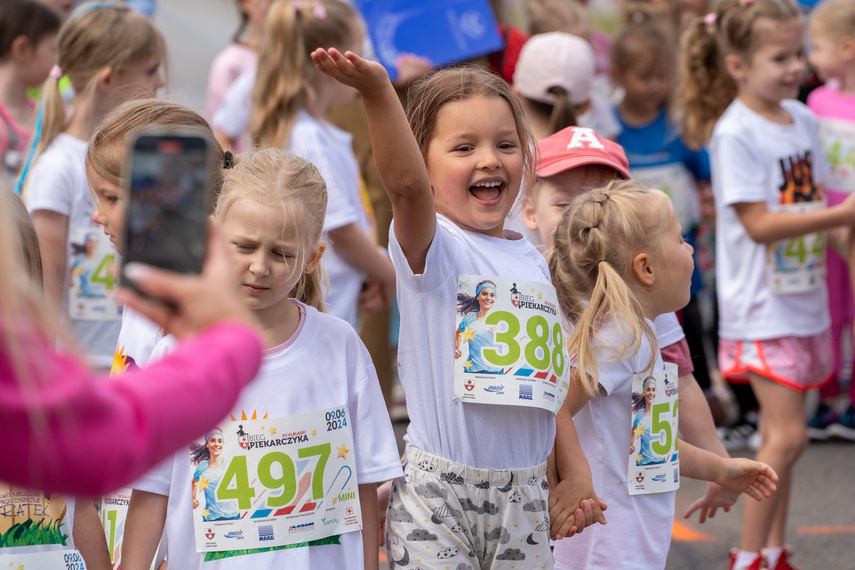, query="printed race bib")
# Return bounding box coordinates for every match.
[766,201,827,295]
[627,364,679,496]
[818,117,855,193]
[453,275,570,414]
[101,488,154,569]
[0,550,86,570]
[67,227,121,321]
[630,163,702,231]
[191,406,362,553]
